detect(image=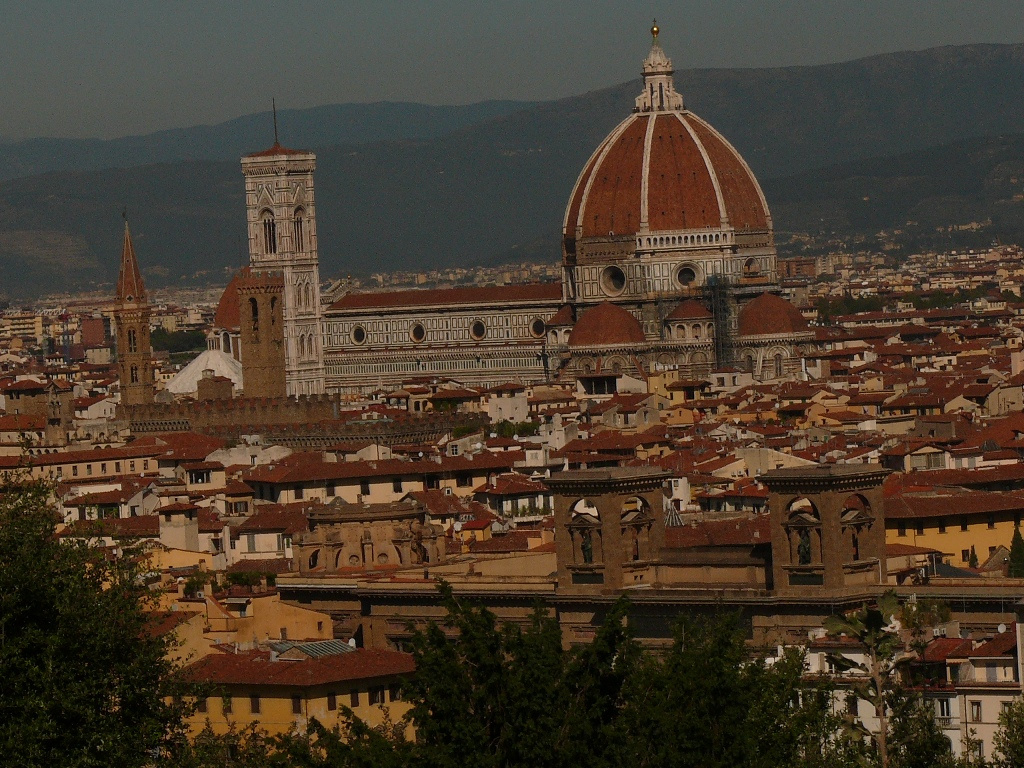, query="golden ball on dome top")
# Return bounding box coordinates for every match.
[651,22,659,37]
